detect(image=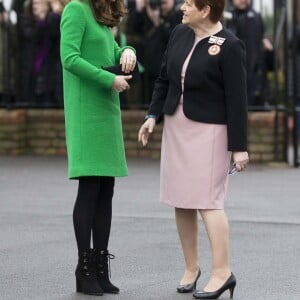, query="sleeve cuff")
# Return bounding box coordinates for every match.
[99,71,116,89]
[145,114,156,120]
